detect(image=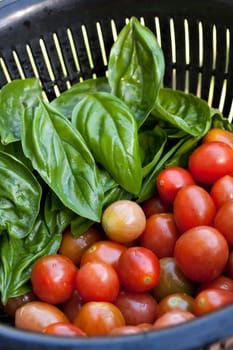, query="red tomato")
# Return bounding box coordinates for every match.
[140,213,180,258]
[76,261,120,302]
[173,185,216,233]
[214,200,233,246]
[73,301,125,336]
[15,301,68,333]
[140,195,172,218]
[194,288,233,316]
[188,141,233,184]
[59,225,103,265]
[4,291,37,318]
[31,254,77,304]
[202,128,233,149]
[80,240,126,269]
[101,200,146,243]
[43,322,86,336]
[61,290,83,322]
[210,175,233,209]
[153,310,195,329]
[174,226,229,283]
[196,275,233,294]
[114,289,159,325]
[158,293,194,316]
[116,246,160,292]
[225,249,233,279]
[156,166,195,204]
[108,325,145,335]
